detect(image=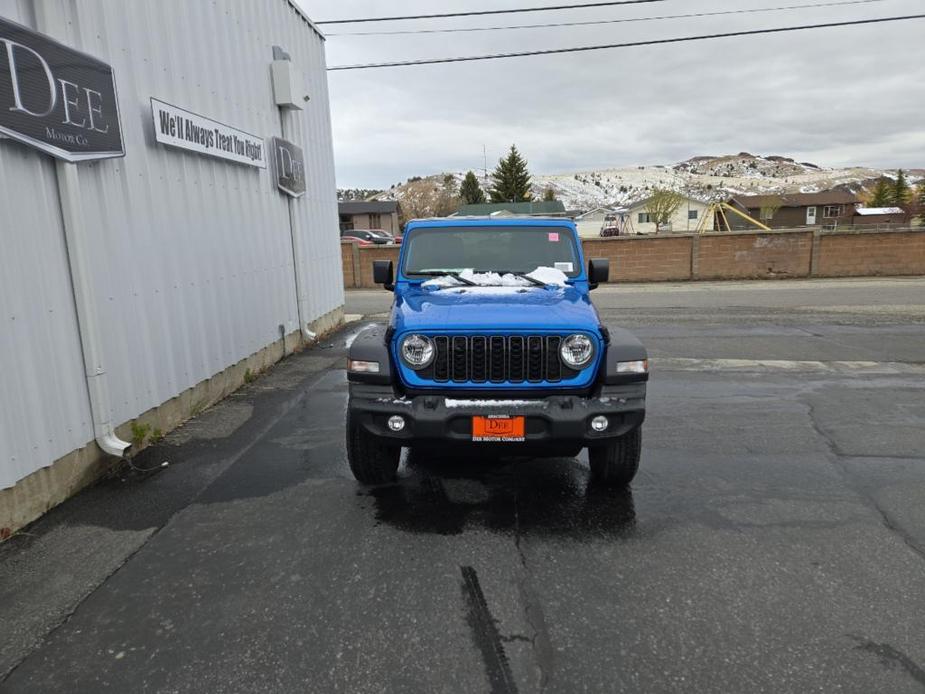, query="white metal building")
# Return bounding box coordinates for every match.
[0,1,342,531]
[626,195,715,234]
